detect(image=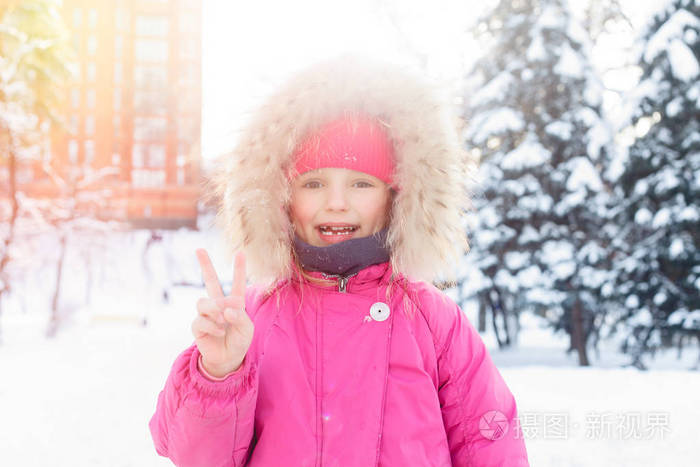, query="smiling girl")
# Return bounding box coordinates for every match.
[149,56,530,466]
